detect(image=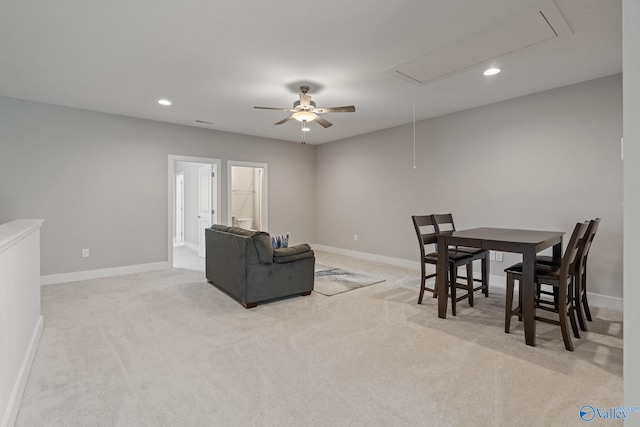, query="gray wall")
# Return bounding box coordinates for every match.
[0,96,316,275]
[316,74,623,299]
[623,0,640,412]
